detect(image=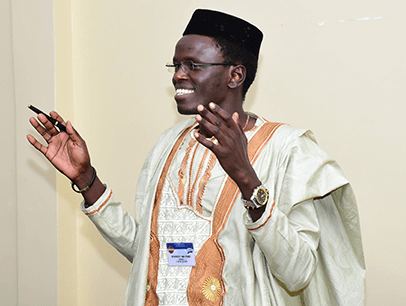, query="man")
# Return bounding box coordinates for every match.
[28,9,365,306]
